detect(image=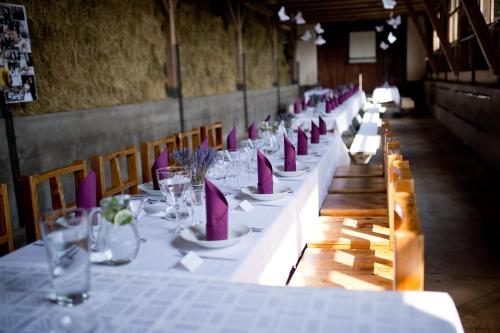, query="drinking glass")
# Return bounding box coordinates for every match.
[129,195,145,221]
[156,167,192,232]
[39,208,90,306]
